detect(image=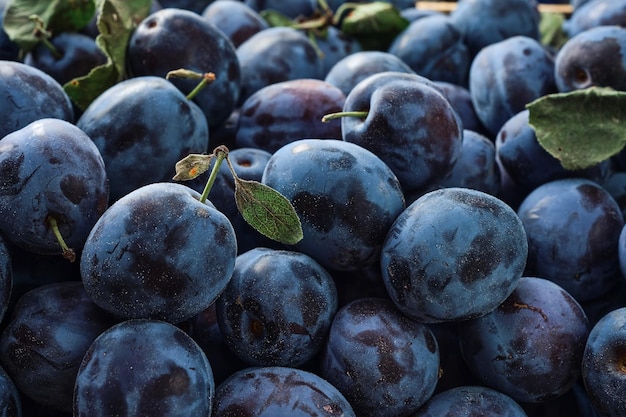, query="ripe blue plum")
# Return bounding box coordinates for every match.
[0,118,108,257]
[564,0,626,37]
[554,25,626,93]
[414,385,529,417]
[236,27,323,104]
[517,178,624,302]
[340,71,463,191]
[0,282,118,413]
[450,0,540,58]
[73,319,214,417]
[381,187,528,323]
[0,60,74,139]
[434,81,487,136]
[0,235,11,325]
[216,247,338,367]
[320,297,440,417]
[581,307,626,416]
[212,366,356,416]
[0,365,19,417]
[127,8,241,127]
[235,78,345,153]
[388,14,470,87]
[77,76,209,202]
[261,138,406,271]
[439,129,500,196]
[469,36,557,136]
[201,0,269,48]
[183,303,248,385]
[244,0,318,19]
[80,182,237,324]
[316,26,362,78]
[324,50,415,96]
[24,32,107,86]
[459,277,590,403]
[496,110,611,194]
